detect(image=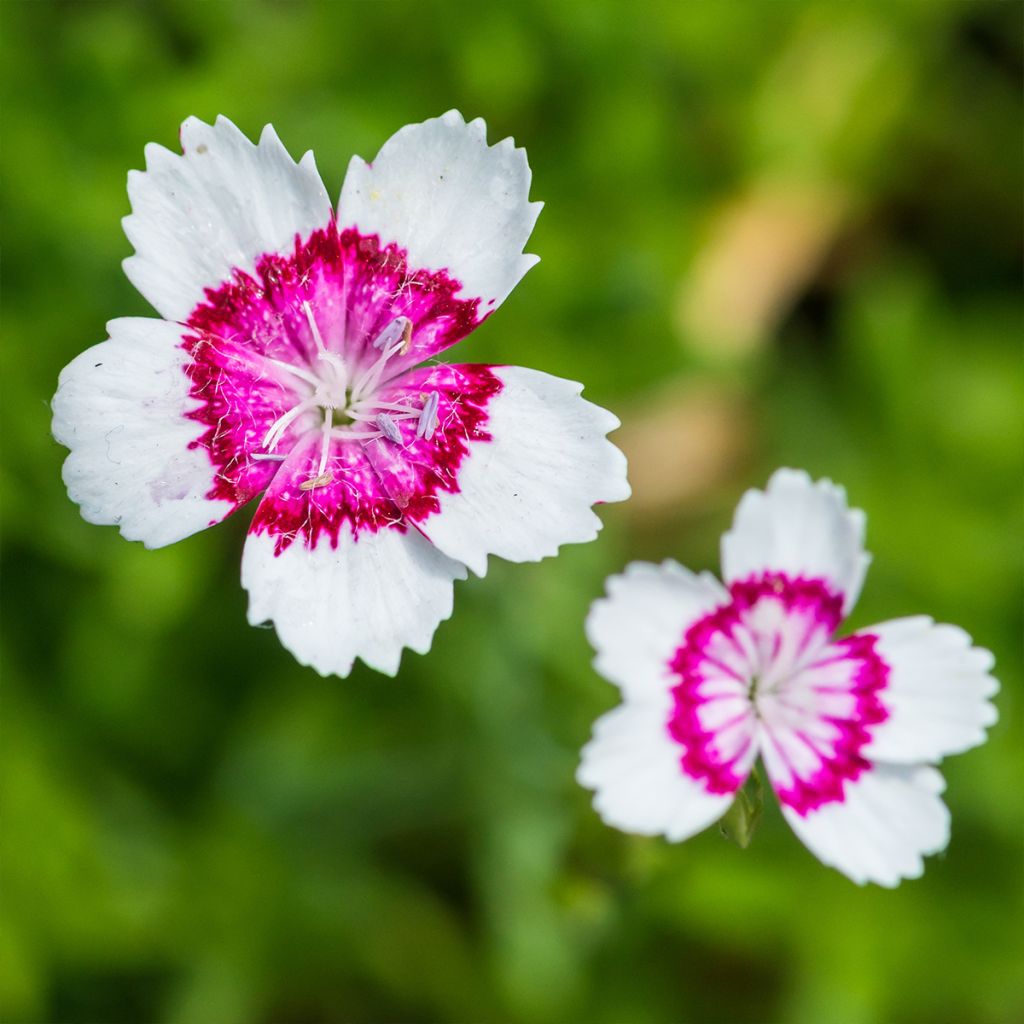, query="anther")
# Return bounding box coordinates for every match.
[299,472,334,491]
[372,316,412,354]
[416,391,440,440]
[351,318,411,400]
[375,412,403,444]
